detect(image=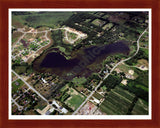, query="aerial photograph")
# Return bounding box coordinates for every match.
[10,9,150,117]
